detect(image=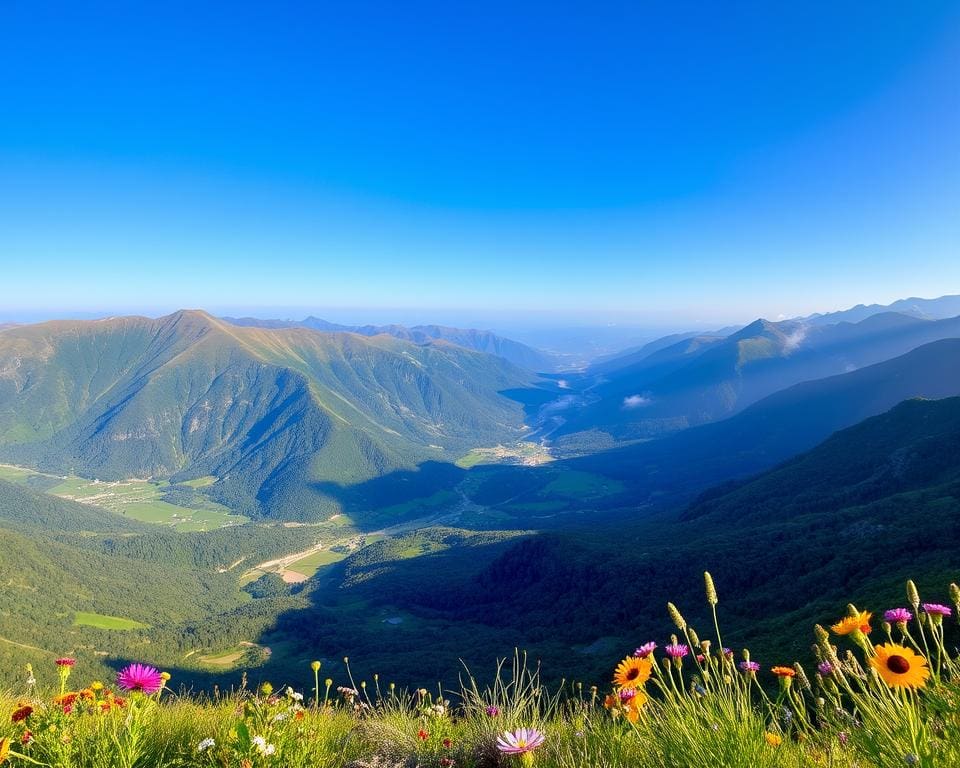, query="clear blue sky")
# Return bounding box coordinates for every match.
[1,1,958,327]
